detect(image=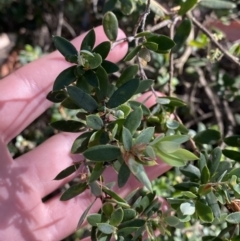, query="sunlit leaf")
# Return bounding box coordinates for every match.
[195,200,214,223]
[180,201,195,215]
